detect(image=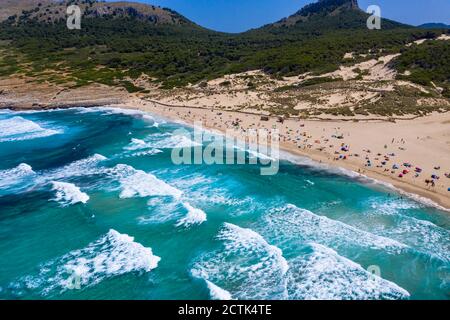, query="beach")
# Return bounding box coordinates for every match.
[124,97,450,210]
[2,0,450,302]
[1,73,449,209]
[1,106,449,299]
